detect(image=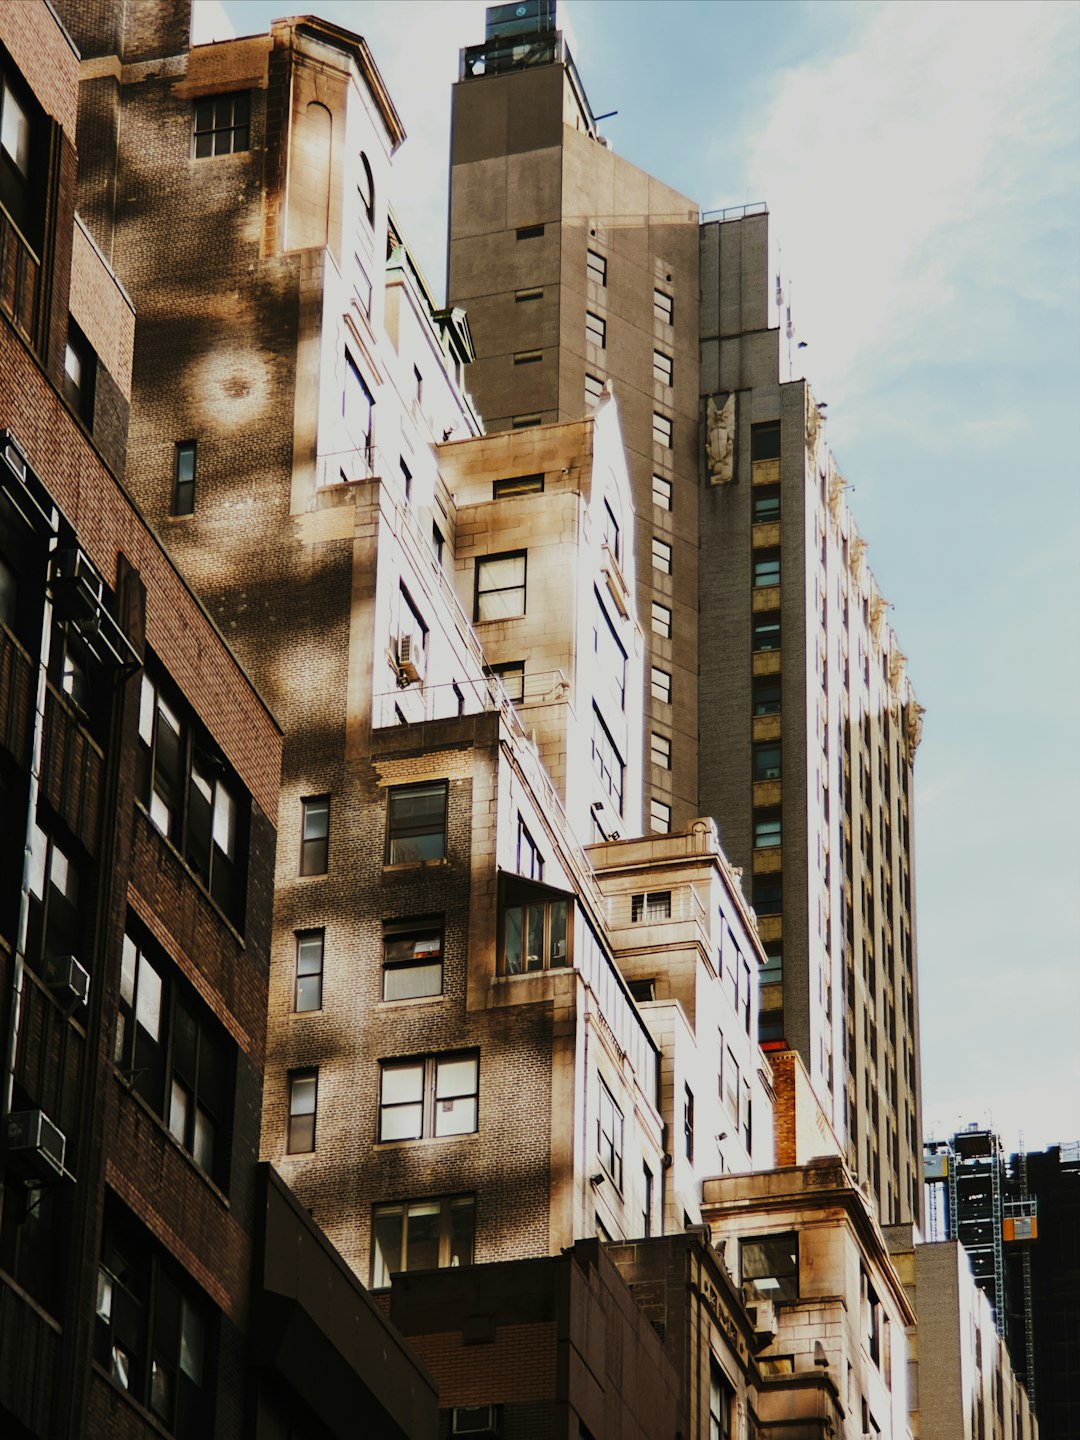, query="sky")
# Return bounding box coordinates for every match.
[202,0,1080,1154]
